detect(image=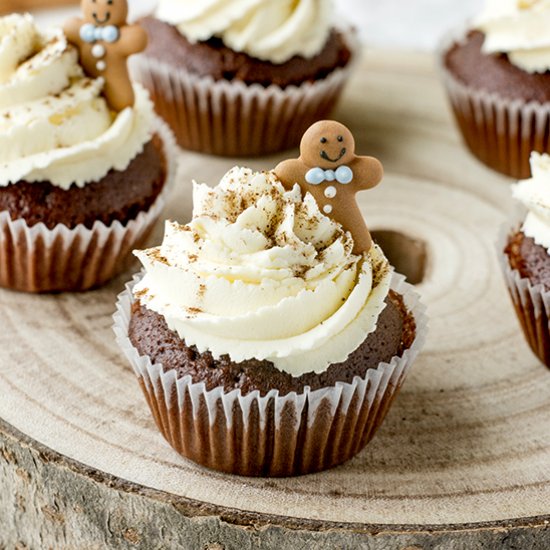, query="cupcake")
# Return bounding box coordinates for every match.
[114,122,426,477]
[441,0,550,178]
[131,0,357,157]
[0,11,175,292]
[501,152,550,368]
